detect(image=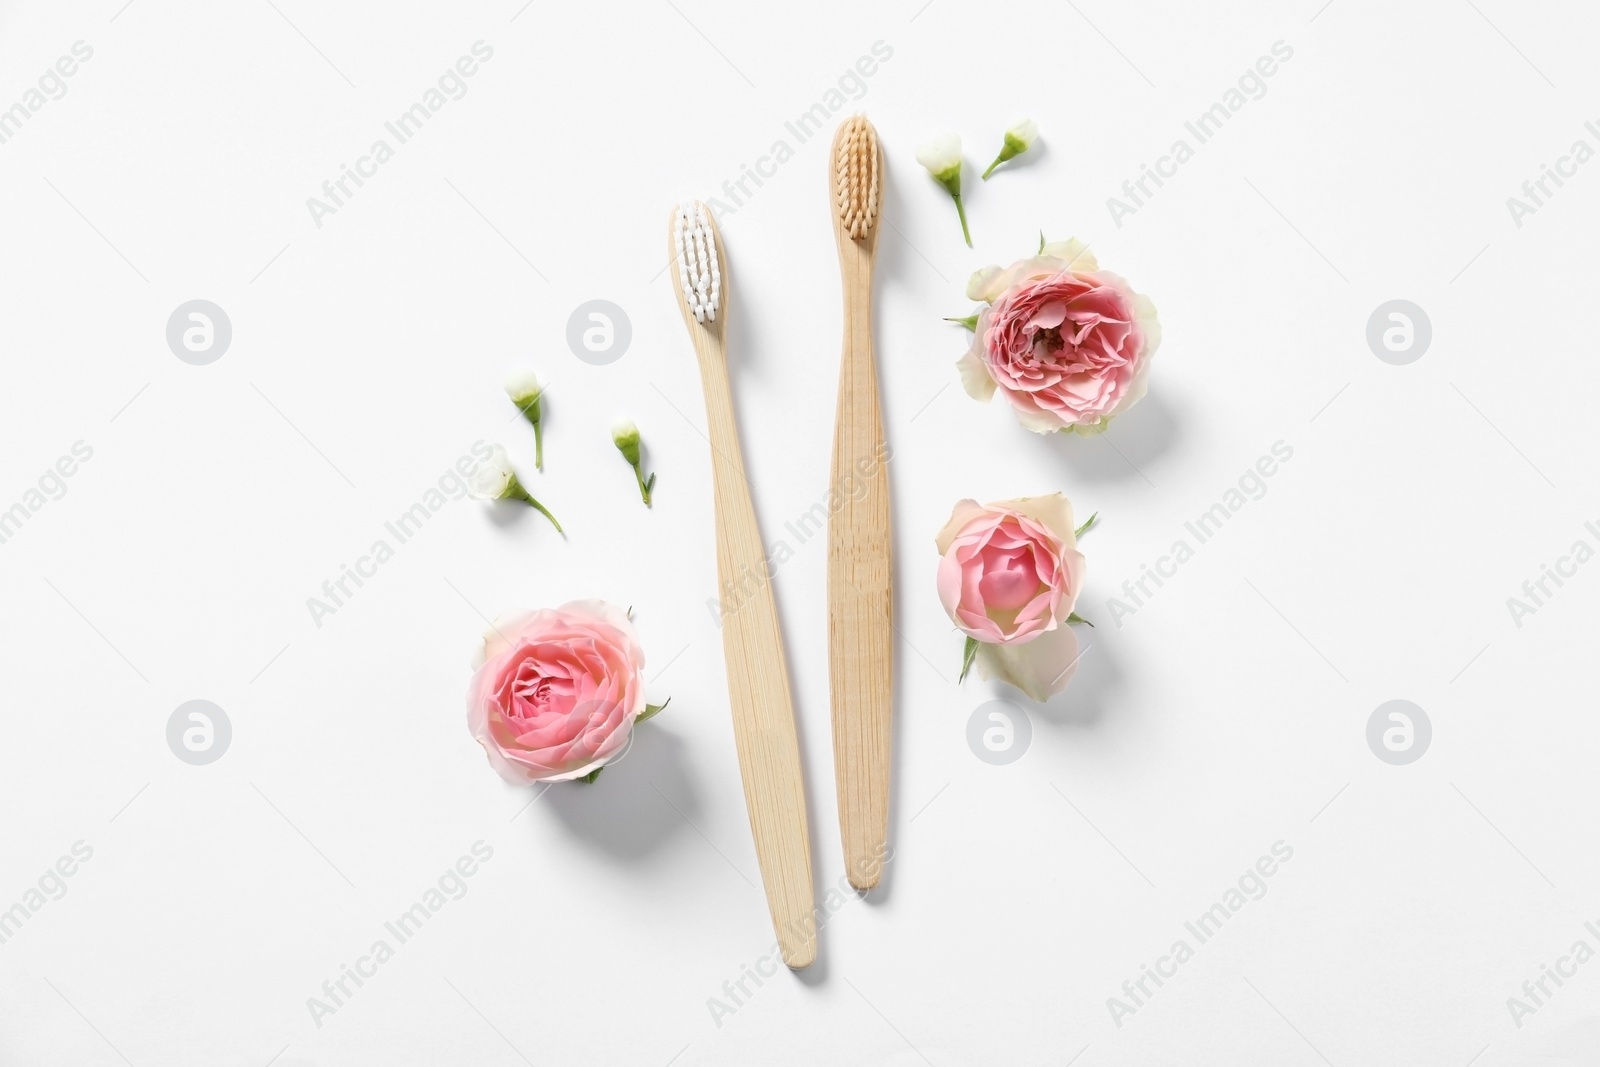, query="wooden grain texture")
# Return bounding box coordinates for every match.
[828,119,894,891]
[668,203,817,968]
